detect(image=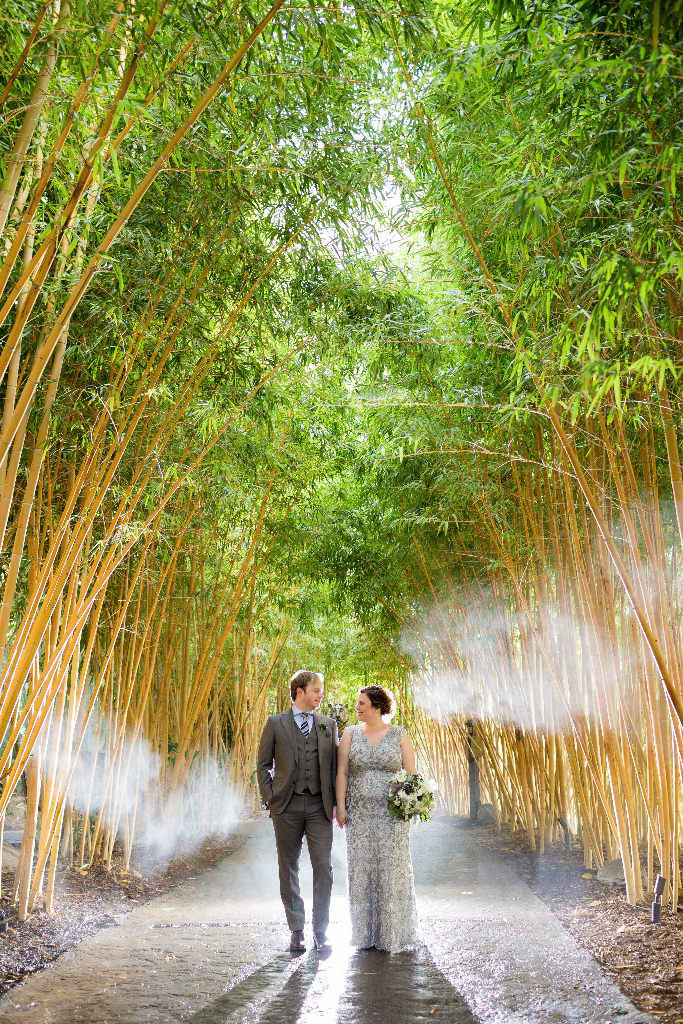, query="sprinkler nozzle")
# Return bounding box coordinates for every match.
[557,816,573,852]
[652,875,667,924]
